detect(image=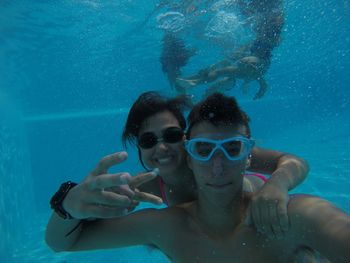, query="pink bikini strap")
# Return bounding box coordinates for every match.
[157,176,169,206]
[244,173,268,182]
